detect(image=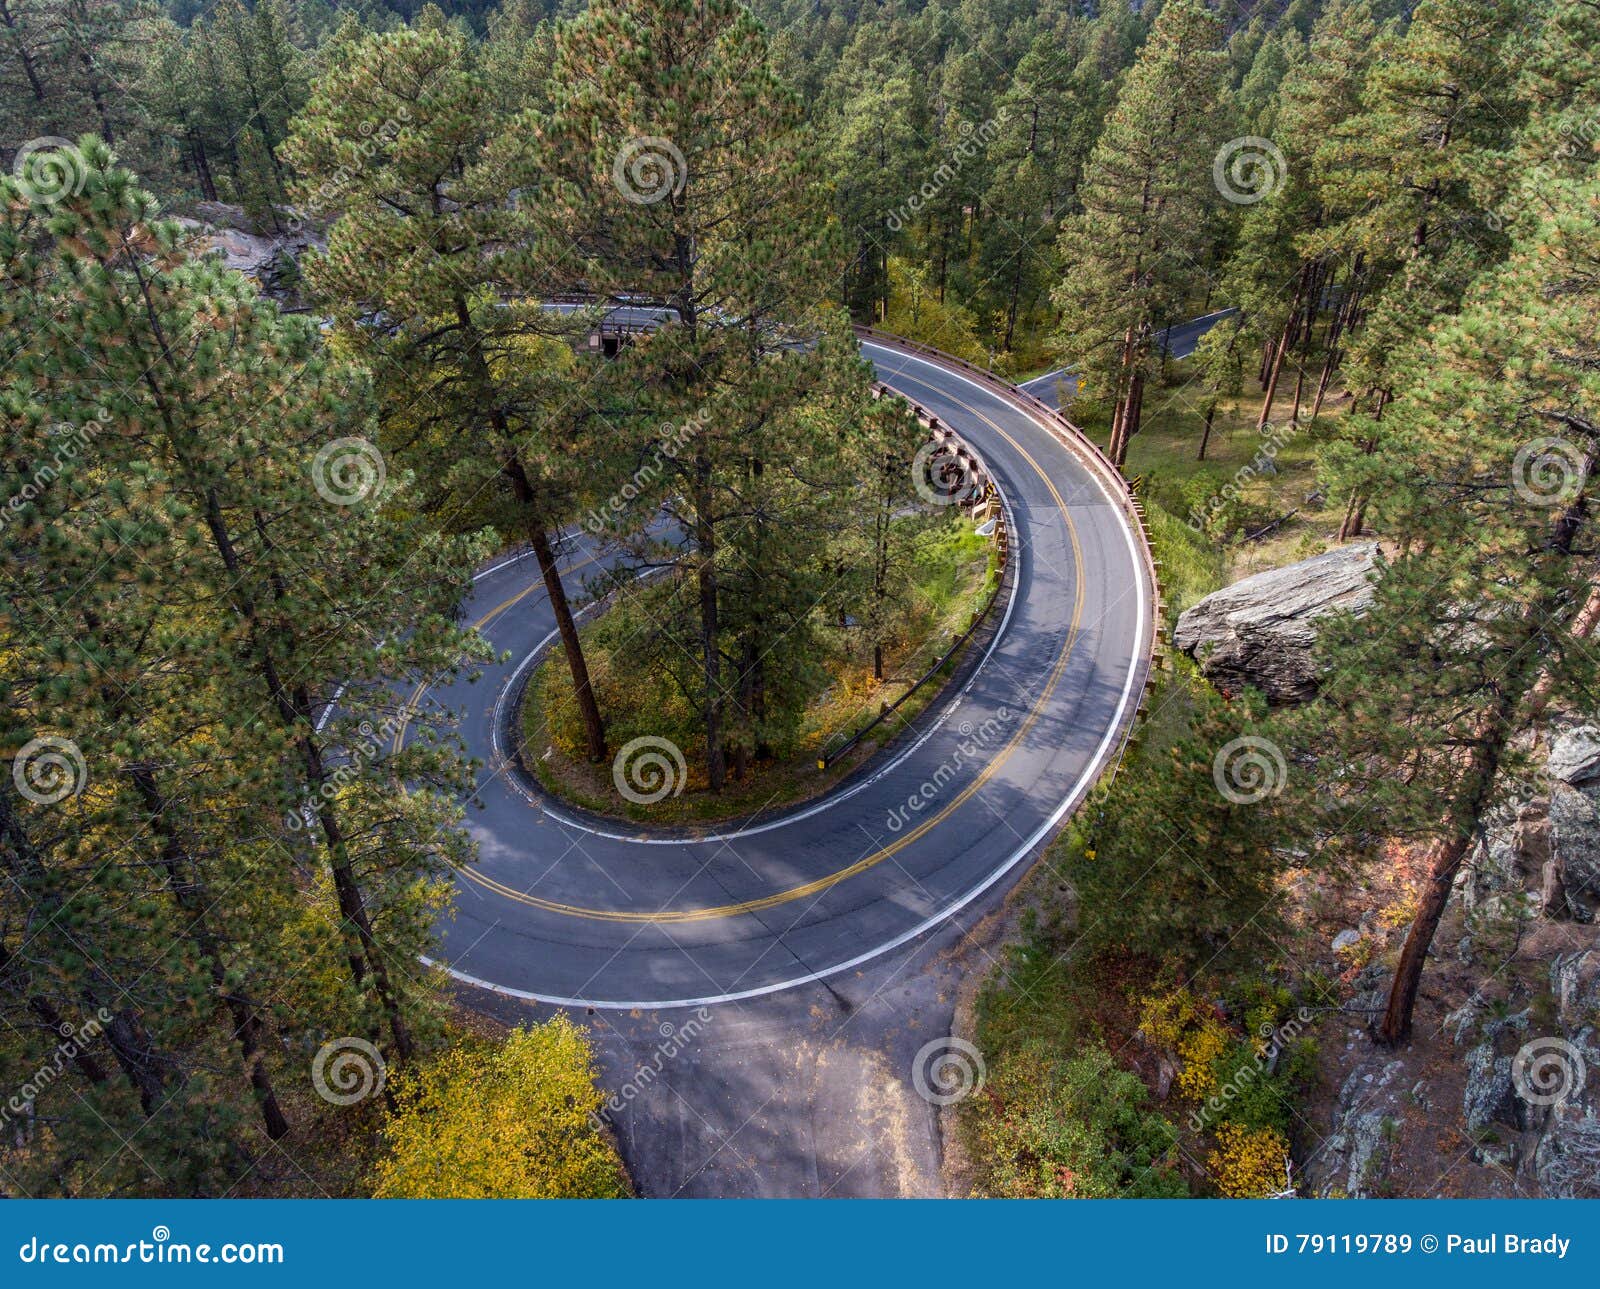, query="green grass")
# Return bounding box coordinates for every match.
[1082,360,1354,616]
